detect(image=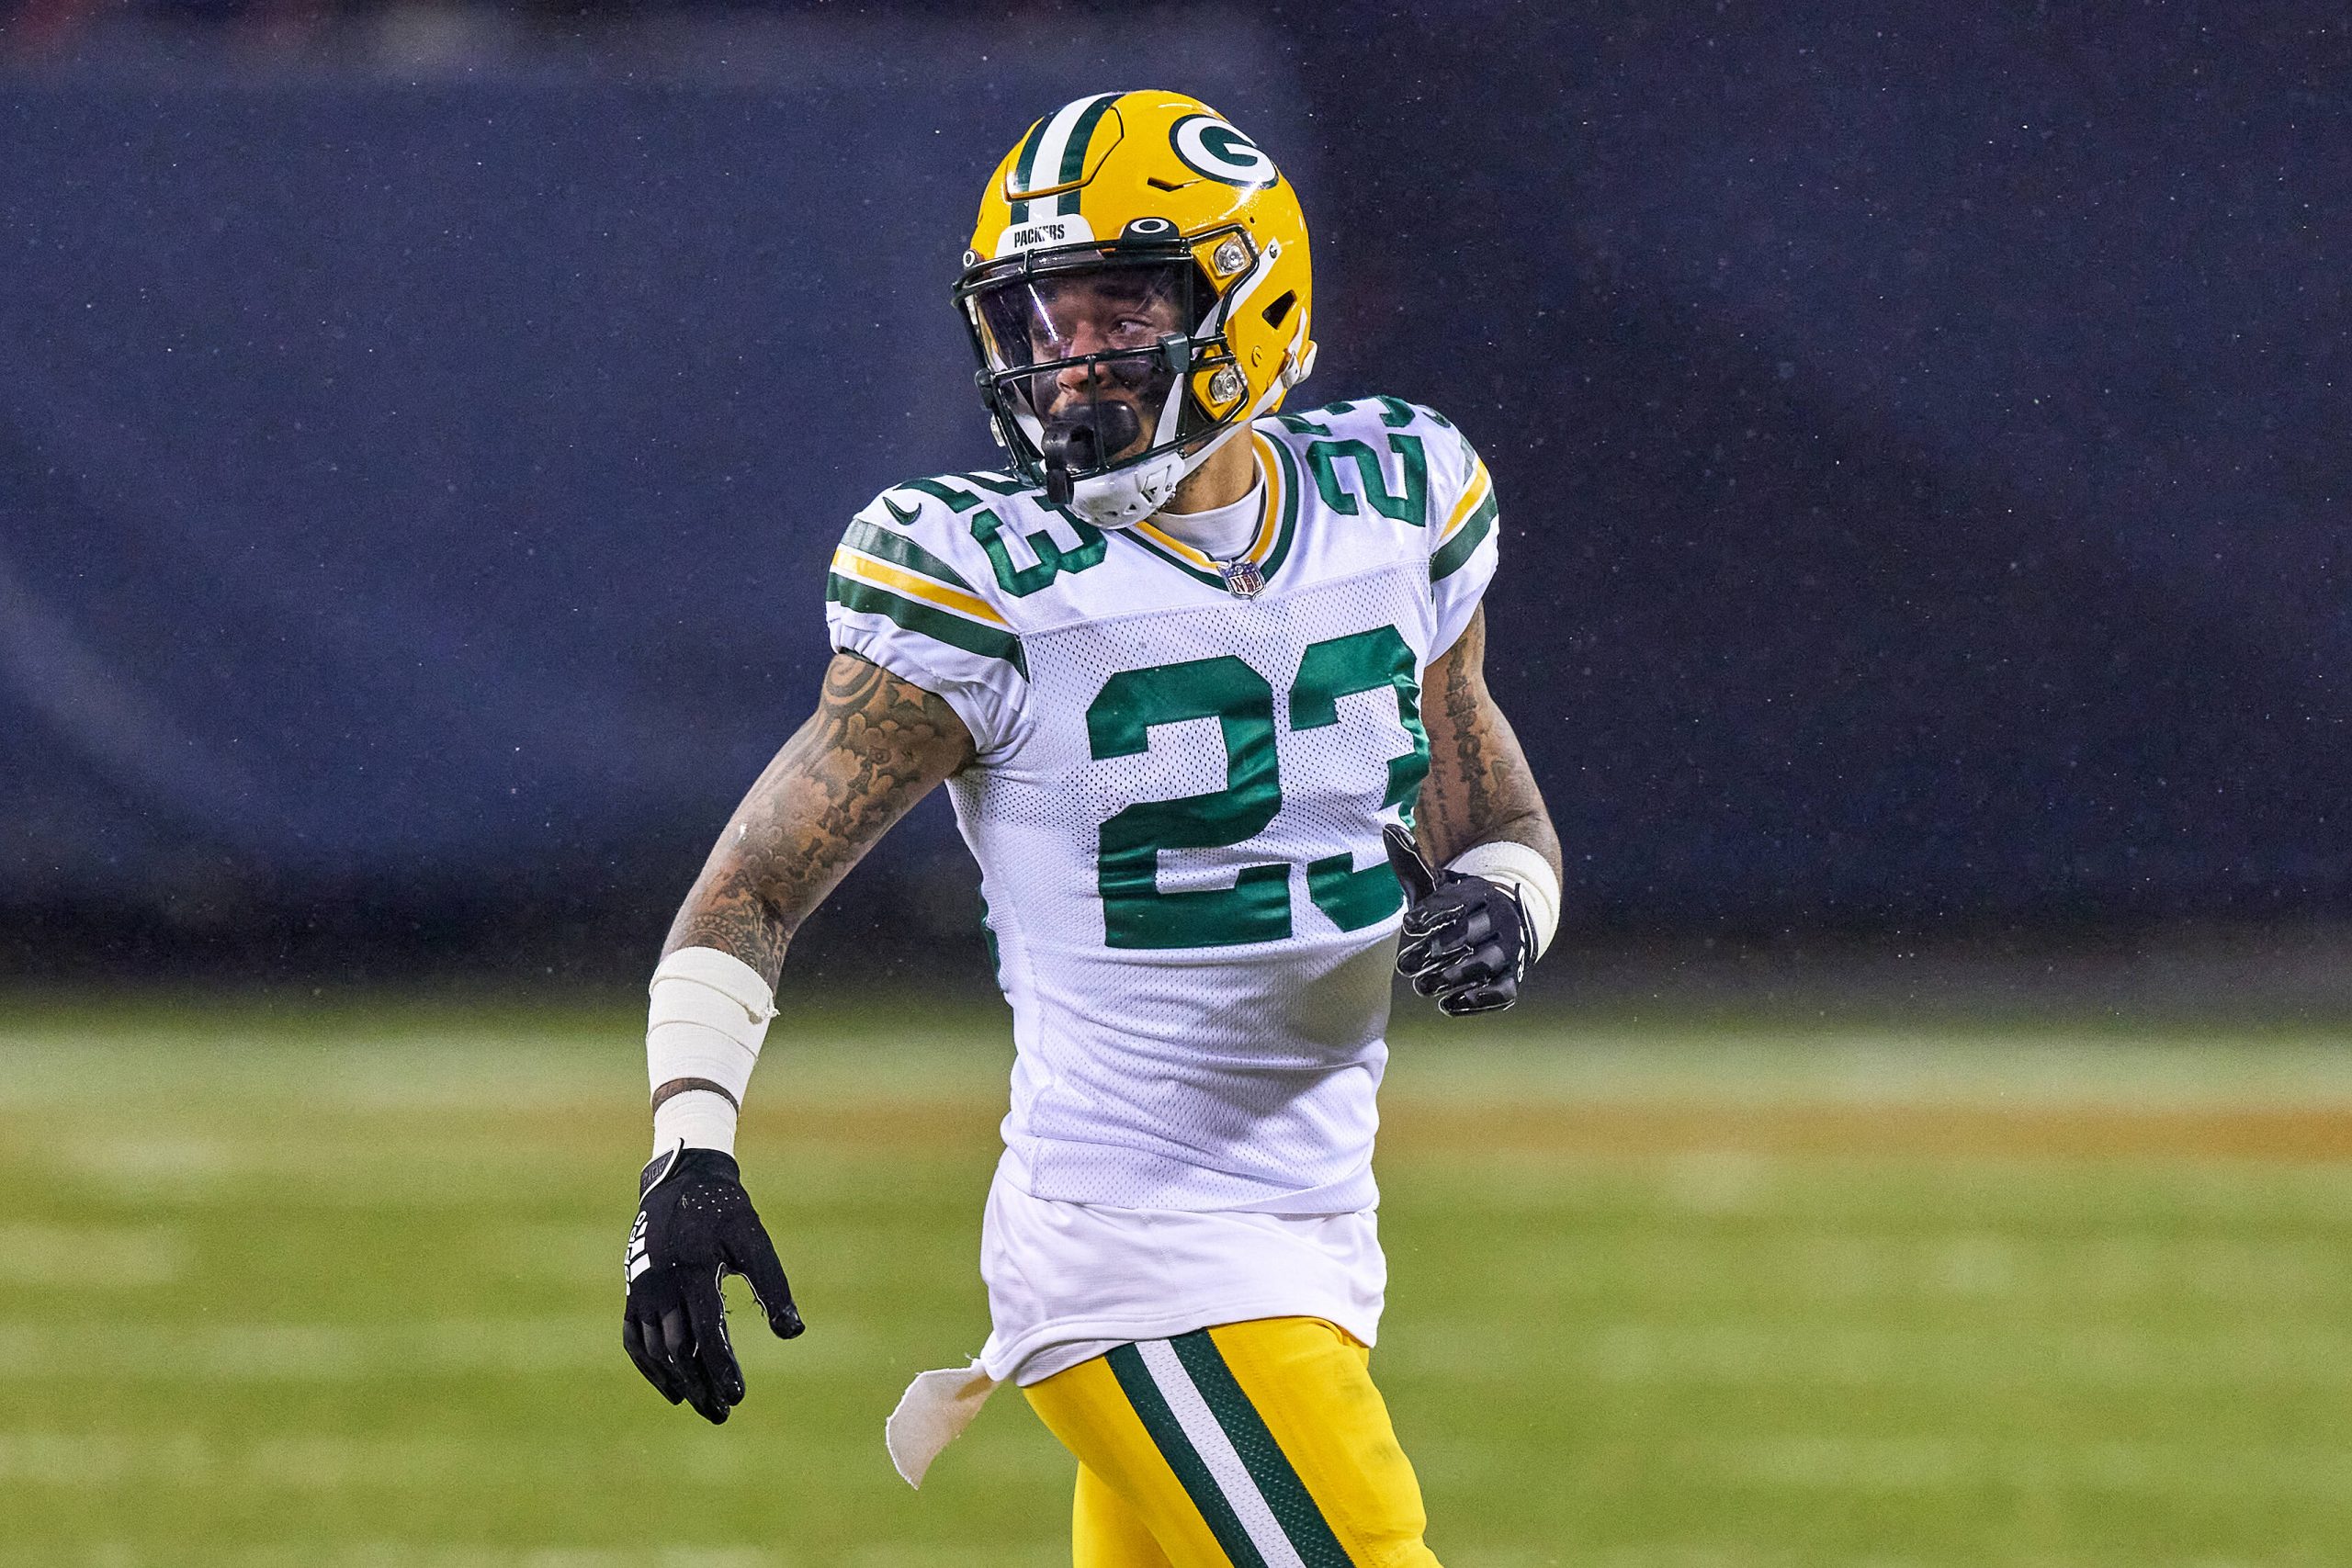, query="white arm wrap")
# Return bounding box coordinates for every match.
[647,945,776,1156]
[1446,840,1562,963]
